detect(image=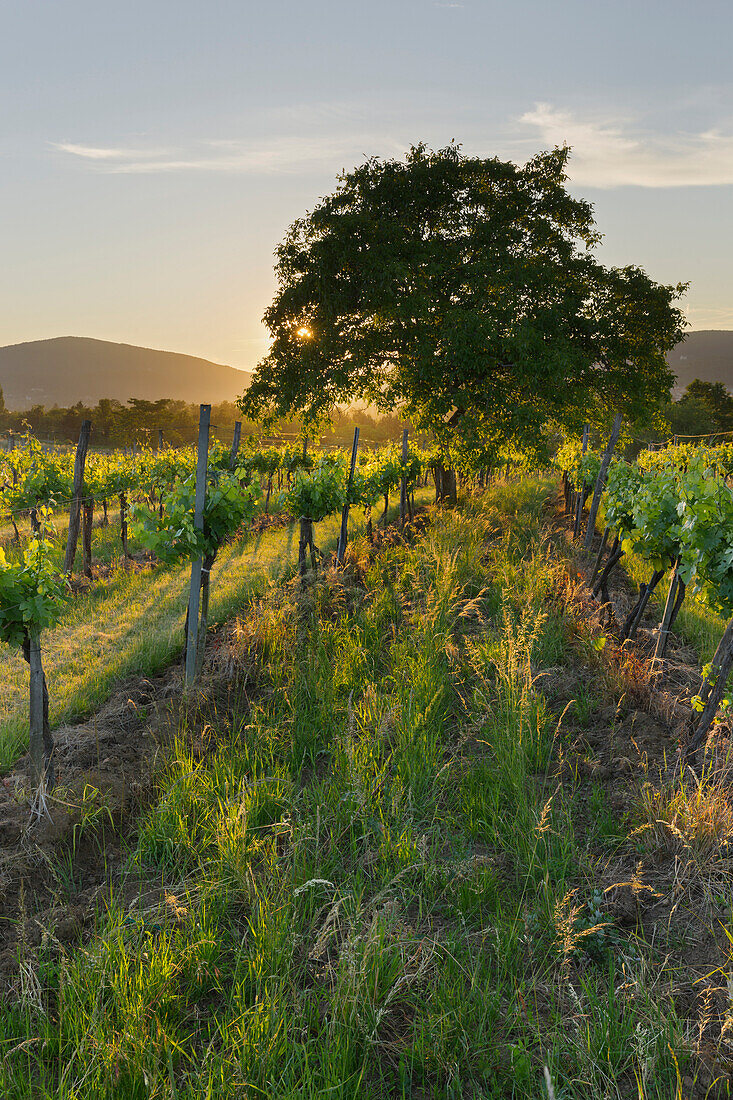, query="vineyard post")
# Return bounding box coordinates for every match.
[572,424,589,538]
[654,560,681,661]
[119,493,131,558]
[590,527,610,587]
[158,428,164,451]
[686,615,733,760]
[399,429,409,528]
[63,419,92,575]
[337,426,360,564]
[583,414,622,550]
[27,630,53,789]
[82,497,94,579]
[28,631,45,786]
[185,404,211,687]
[229,421,242,469]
